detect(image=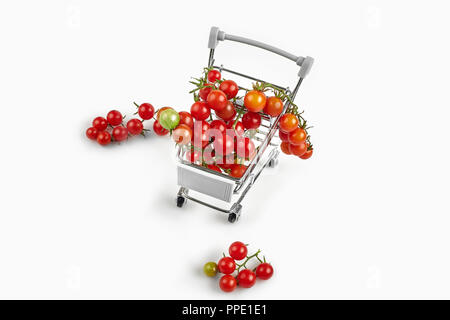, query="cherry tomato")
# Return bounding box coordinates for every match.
[279,113,299,133]
[199,83,215,101]
[207,90,228,111]
[172,124,192,145]
[202,145,215,164]
[209,119,227,138]
[300,146,313,159]
[203,262,218,277]
[215,101,236,121]
[191,101,211,121]
[213,134,234,155]
[138,103,154,120]
[192,121,210,148]
[86,127,99,140]
[288,127,307,145]
[219,275,237,292]
[244,90,266,112]
[230,164,247,178]
[237,269,256,288]
[229,241,247,261]
[226,120,244,137]
[92,117,108,131]
[218,257,236,274]
[217,154,234,169]
[153,120,169,136]
[159,109,180,130]
[106,110,123,126]
[96,131,111,145]
[264,96,283,117]
[207,164,222,173]
[219,80,239,99]
[186,149,201,163]
[235,137,255,159]
[112,126,128,142]
[279,130,289,142]
[242,112,261,130]
[207,69,221,83]
[280,141,291,155]
[195,120,211,133]
[289,141,308,156]
[255,263,274,280]
[127,118,144,135]
[178,111,194,130]
[156,107,172,121]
